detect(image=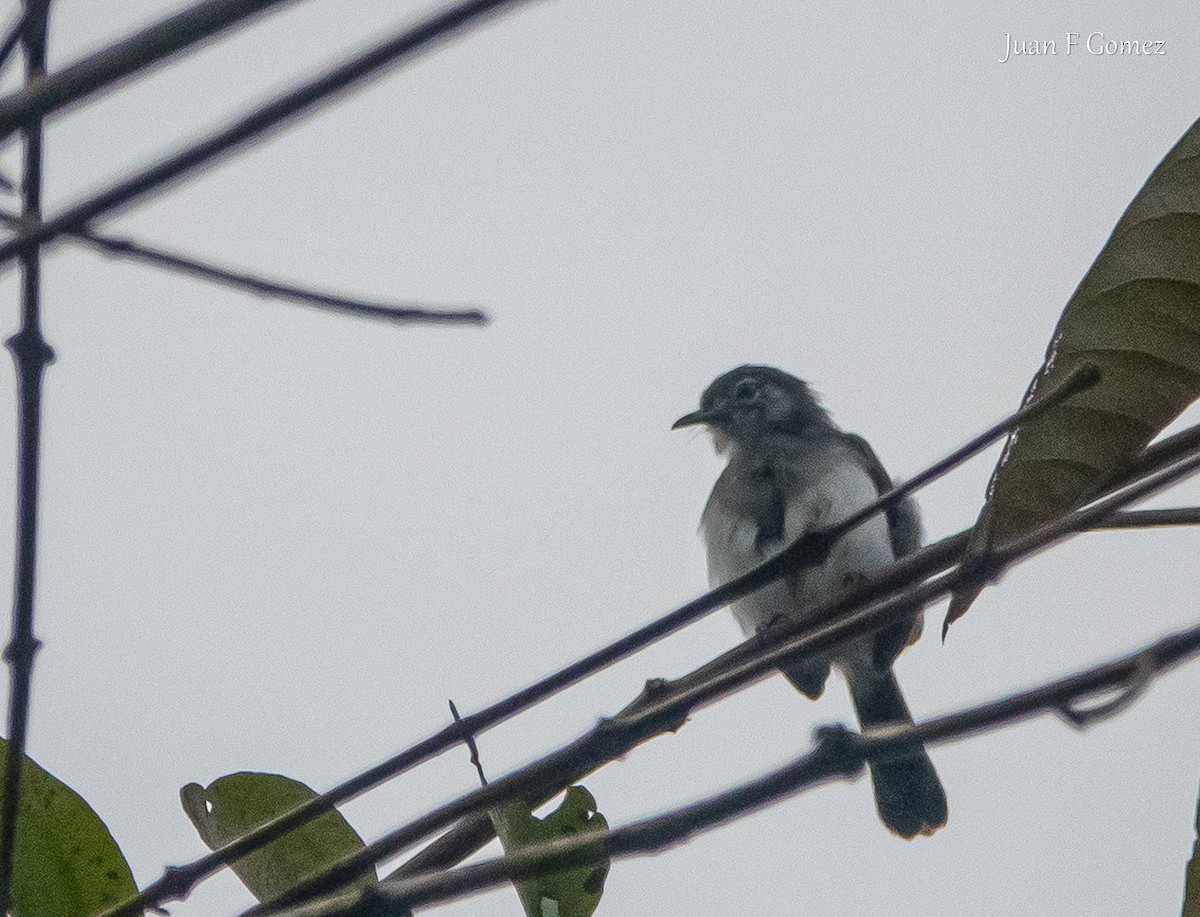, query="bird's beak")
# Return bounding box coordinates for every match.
[672,409,718,430]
